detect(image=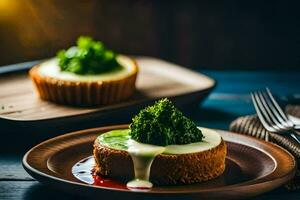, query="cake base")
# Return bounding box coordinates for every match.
[93,139,227,185]
[29,55,138,106]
